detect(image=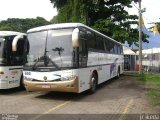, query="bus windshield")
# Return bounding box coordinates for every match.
[0,35,26,66]
[26,28,73,71]
[0,37,5,64]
